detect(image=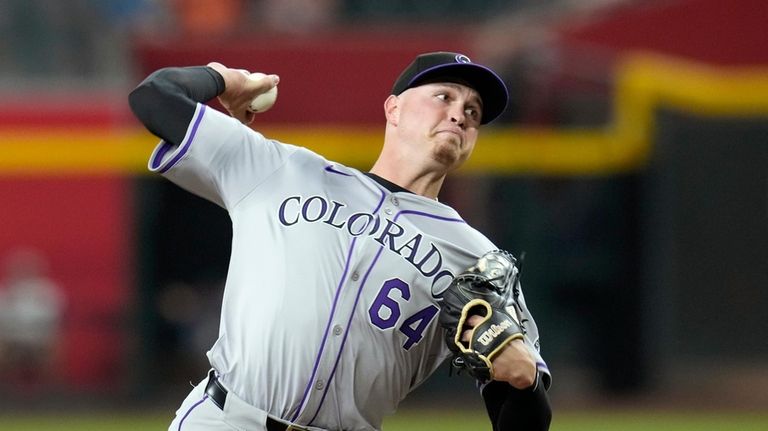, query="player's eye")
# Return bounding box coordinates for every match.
[435,93,449,102]
[465,106,481,121]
